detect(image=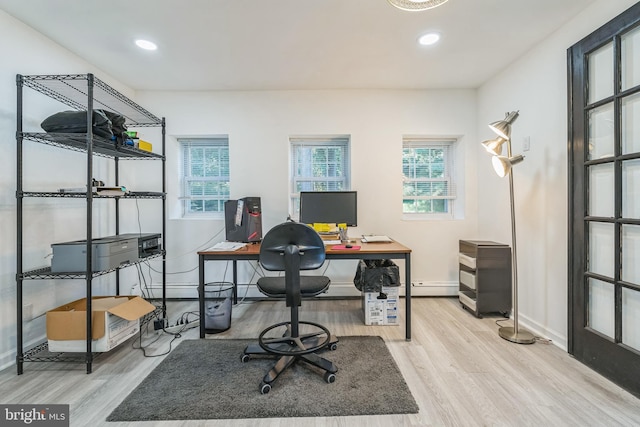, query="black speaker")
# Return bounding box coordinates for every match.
[224,197,262,243]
